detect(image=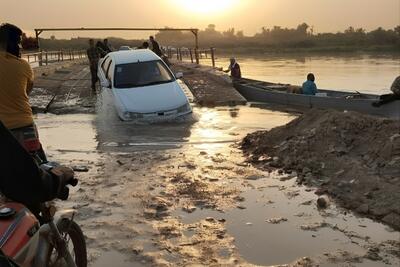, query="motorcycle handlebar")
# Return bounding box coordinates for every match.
[69,178,78,187]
